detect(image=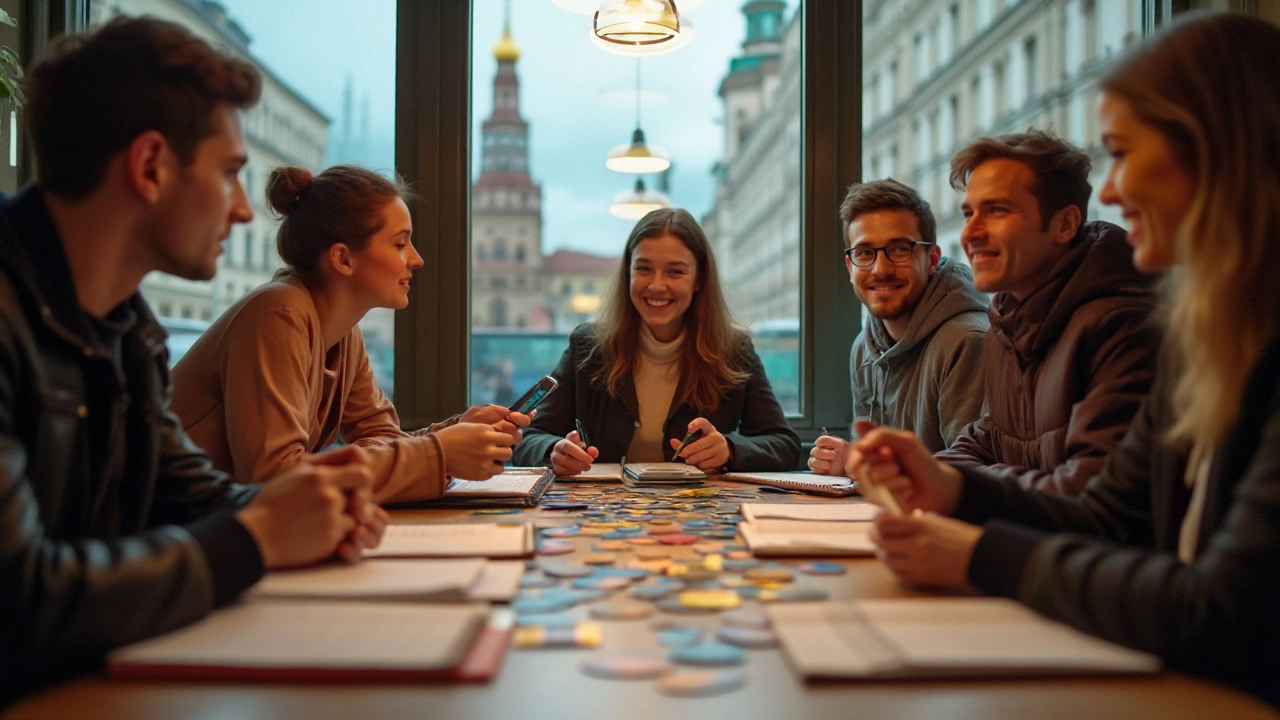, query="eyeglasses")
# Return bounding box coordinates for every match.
[843,241,933,268]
